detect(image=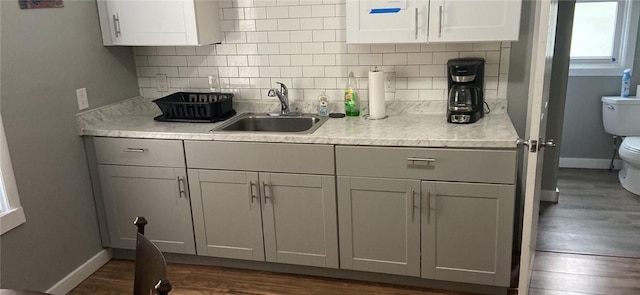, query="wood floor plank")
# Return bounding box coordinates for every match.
[533,252,640,278]
[530,270,640,294]
[537,169,640,258]
[528,288,594,295]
